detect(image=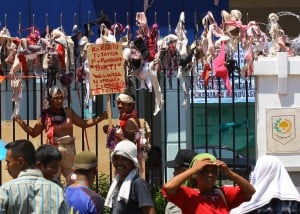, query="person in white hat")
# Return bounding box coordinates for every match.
[115,91,141,142]
[105,139,155,214]
[104,91,141,151]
